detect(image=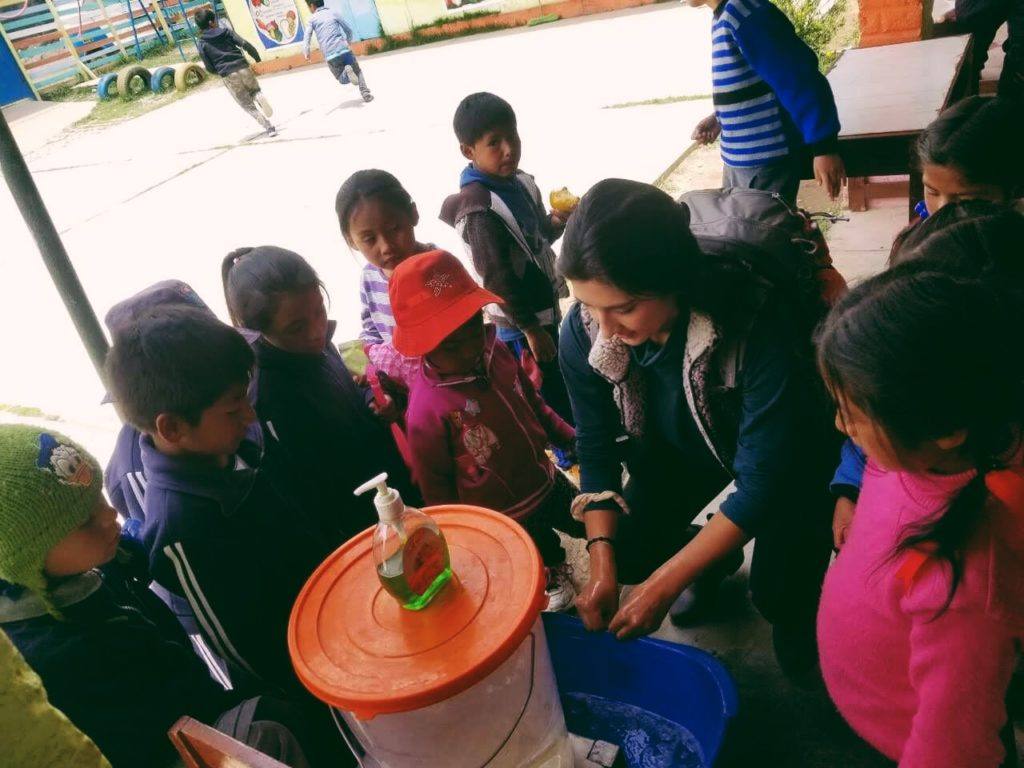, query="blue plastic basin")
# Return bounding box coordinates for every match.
[543,613,738,767]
